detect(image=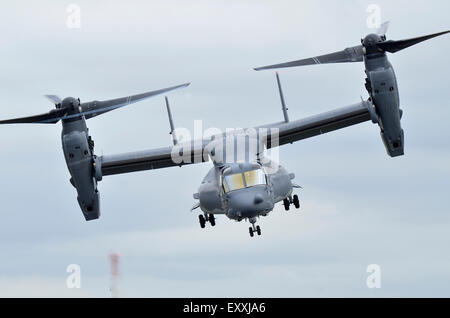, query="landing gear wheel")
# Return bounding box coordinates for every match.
[199,215,206,229]
[209,215,216,226]
[283,198,290,211]
[293,195,300,209]
[249,227,254,237]
[256,225,261,236]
